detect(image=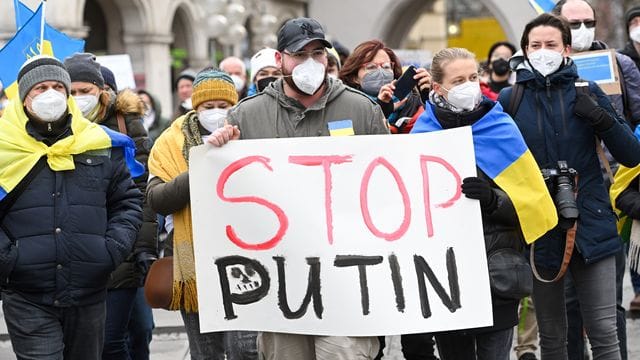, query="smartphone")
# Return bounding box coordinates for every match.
[393,65,418,100]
